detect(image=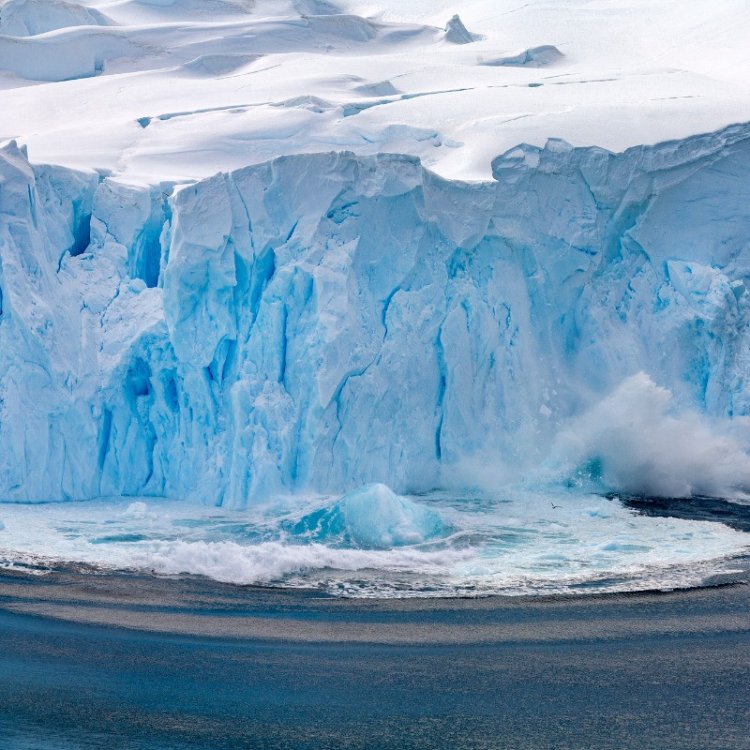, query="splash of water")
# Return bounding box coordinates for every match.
[548,372,750,499]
